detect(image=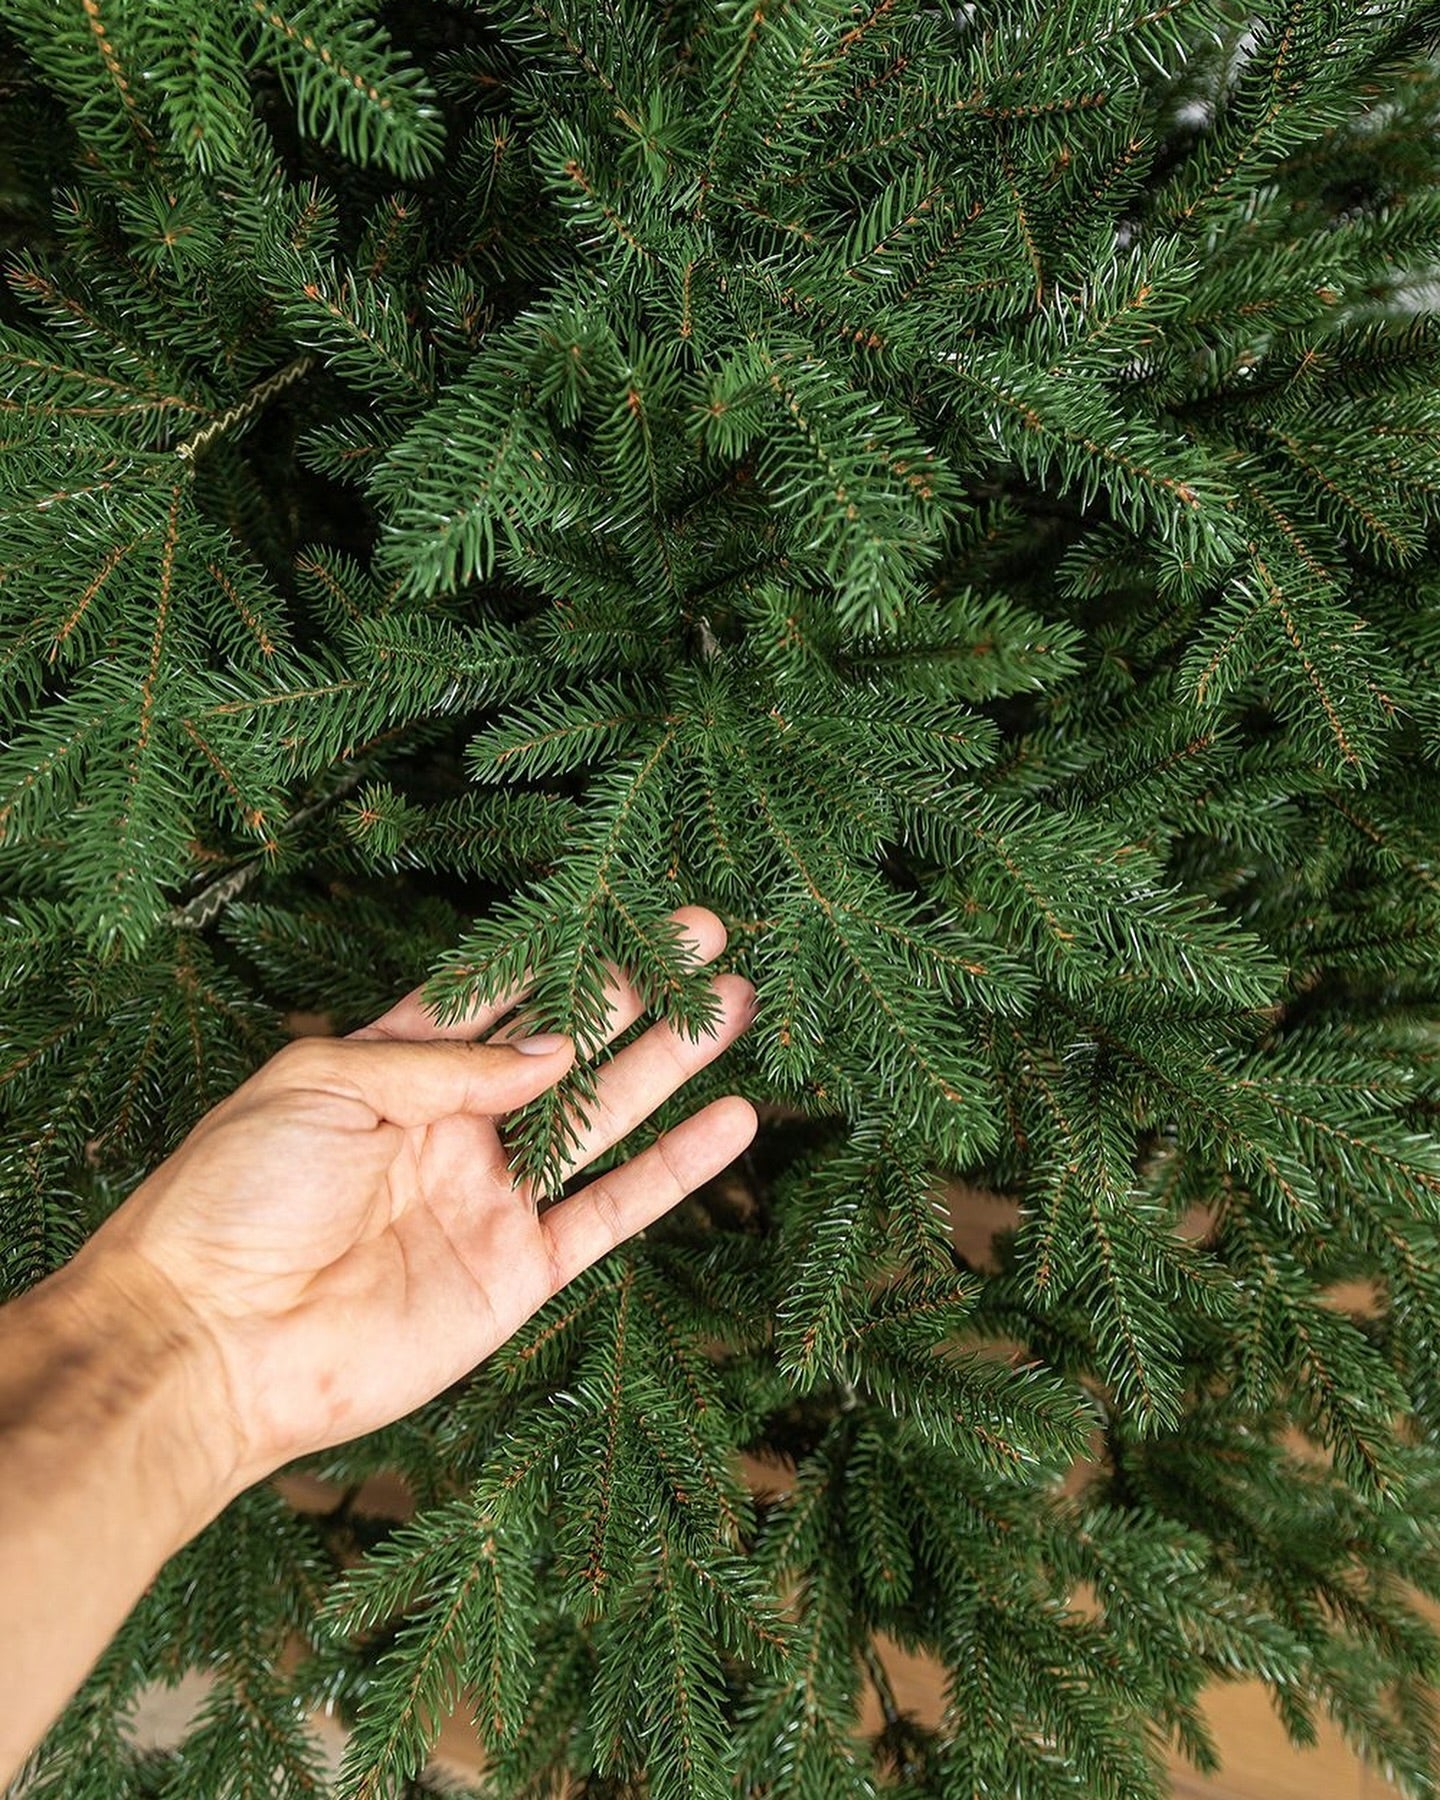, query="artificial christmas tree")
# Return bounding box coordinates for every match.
[5,0,1440,1794]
